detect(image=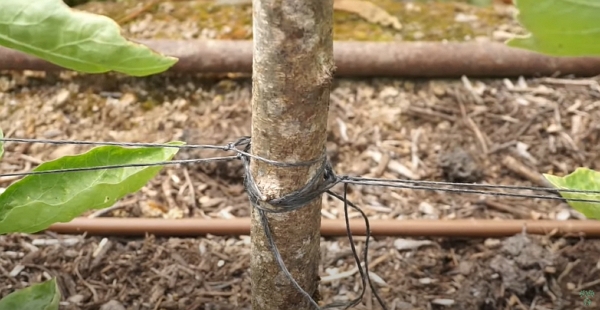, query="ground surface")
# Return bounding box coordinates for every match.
[2,1,600,310]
